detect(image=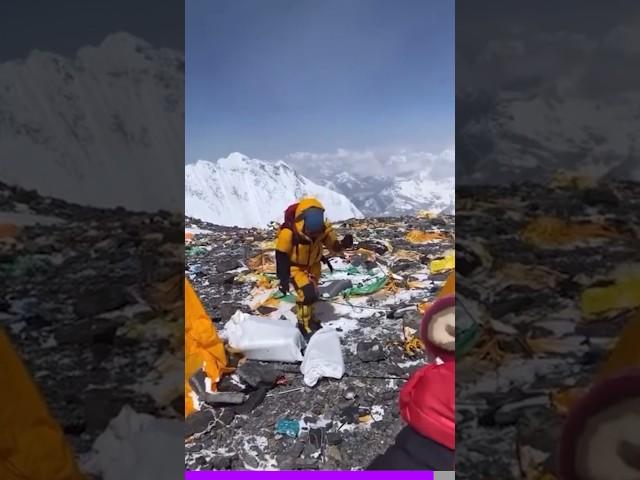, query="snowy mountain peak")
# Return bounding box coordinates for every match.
[186,155,363,228]
[218,152,253,169]
[0,33,183,212]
